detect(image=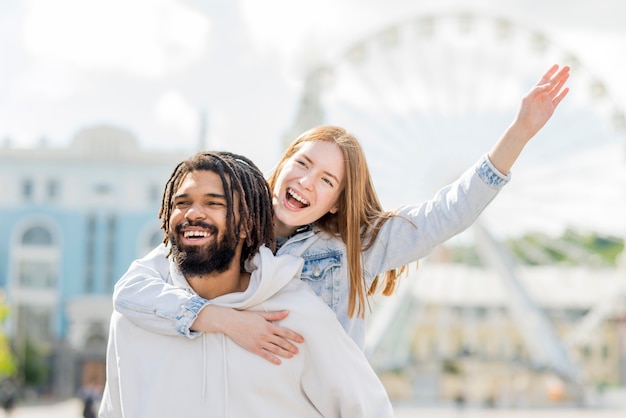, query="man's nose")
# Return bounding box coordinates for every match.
[184,204,205,220]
